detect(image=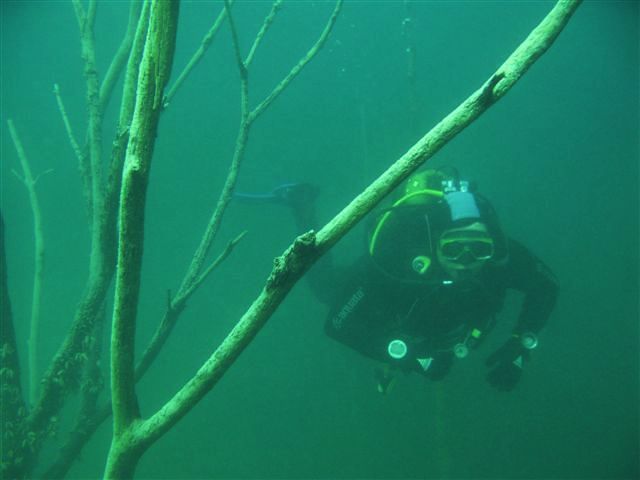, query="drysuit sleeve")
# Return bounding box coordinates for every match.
[504,239,558,334]
[322,259,398,364]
